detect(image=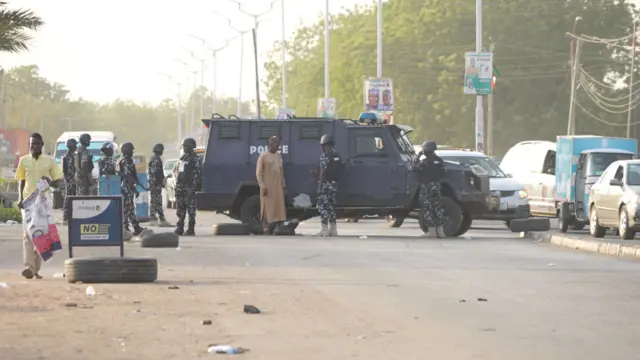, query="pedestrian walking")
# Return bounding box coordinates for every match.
[315,134,342,236]
[174,138,202,236]
[74,133,94,195]
[15,133,64,279]
[412,141,447,237]
[117,142,145,236]
[256,136,287,234]
[148,143,170,227]
[61,138,77,225]
[98,141,117,176]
